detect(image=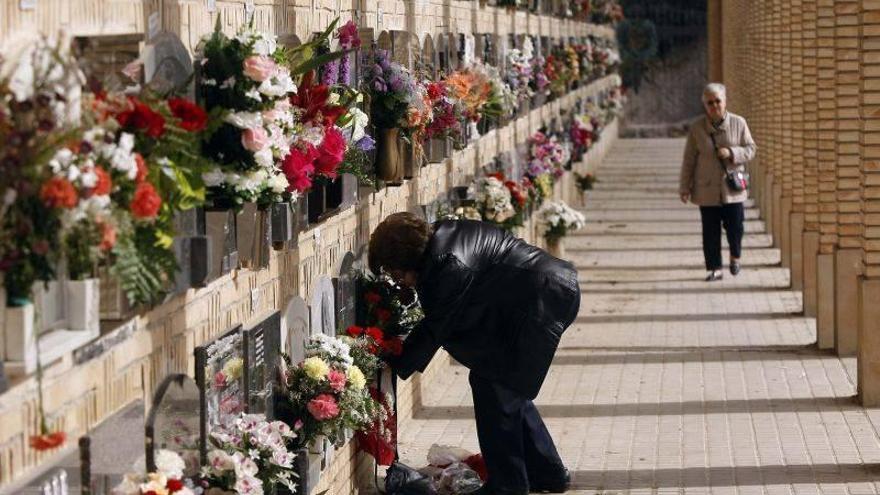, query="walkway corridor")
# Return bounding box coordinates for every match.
[397,138,880,493]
